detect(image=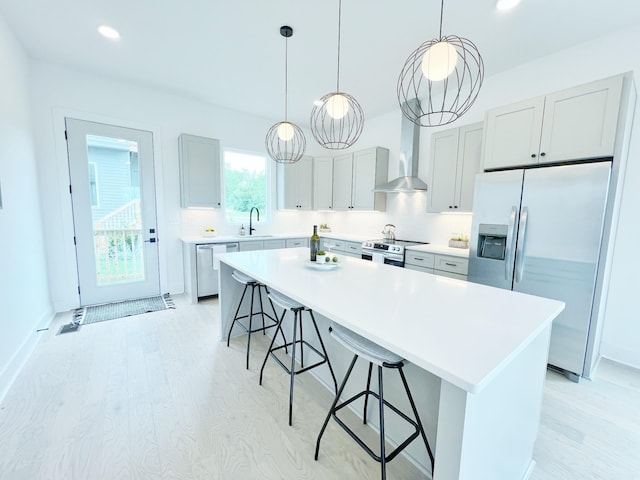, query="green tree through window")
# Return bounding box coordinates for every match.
[224,150,268,223]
